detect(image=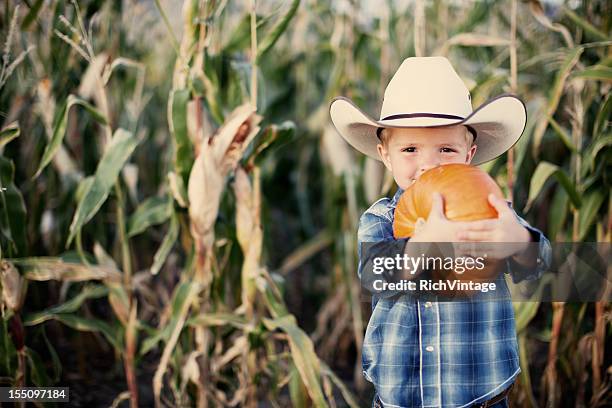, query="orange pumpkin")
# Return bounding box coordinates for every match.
[393,164,505,297]
[393,163,504,239]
